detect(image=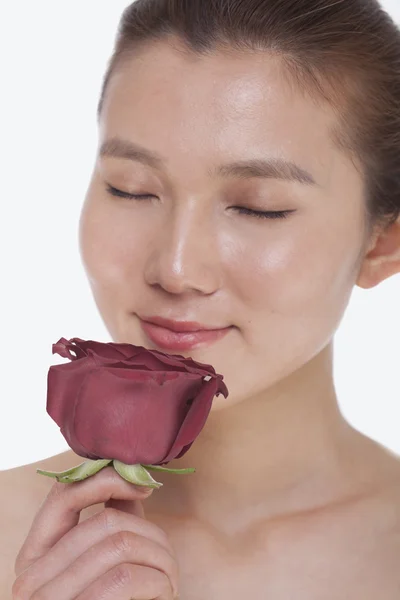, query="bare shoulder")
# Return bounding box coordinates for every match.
[322,470,400,596]
[264,446,400,598]
[0,461,49,594]
[0,452,87,595]
[0,459,51,535]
